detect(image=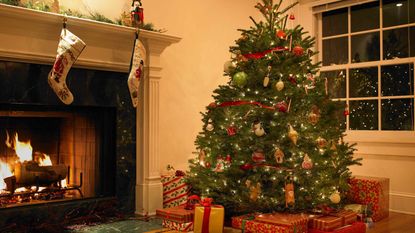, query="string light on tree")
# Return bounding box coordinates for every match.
[187,0,360,217]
